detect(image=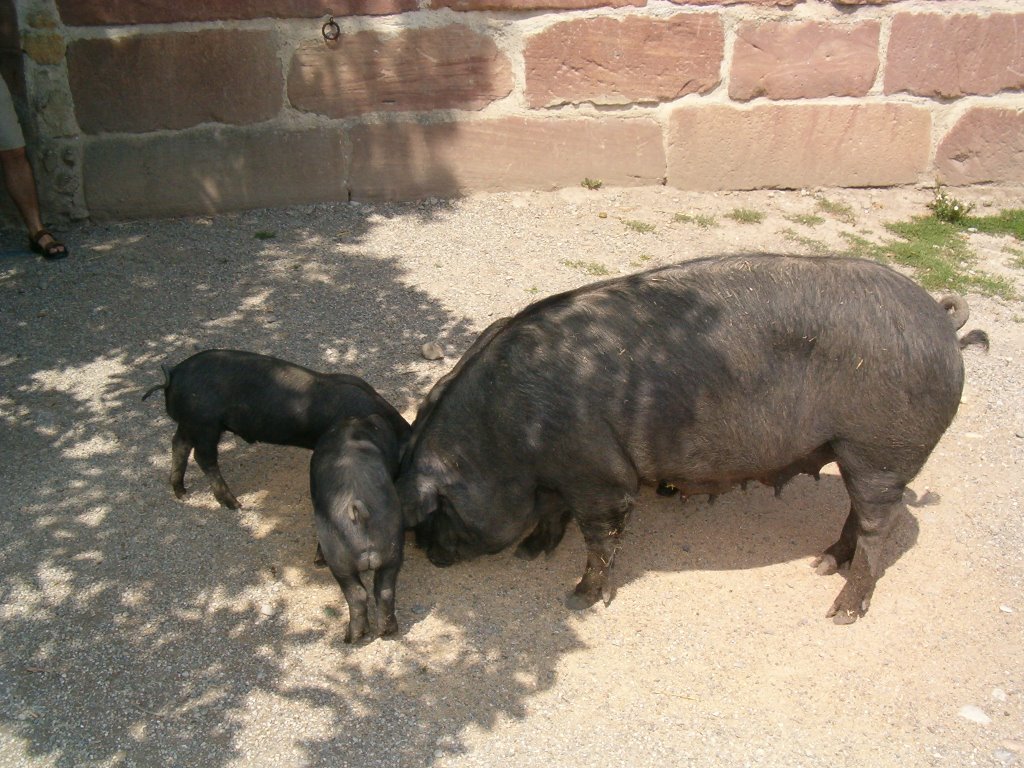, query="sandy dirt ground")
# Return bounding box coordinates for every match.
[1,183,1022,768]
